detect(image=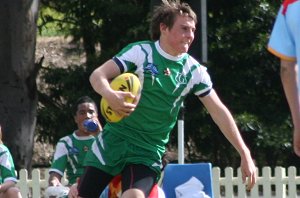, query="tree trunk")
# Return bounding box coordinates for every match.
[0,0,39,171]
